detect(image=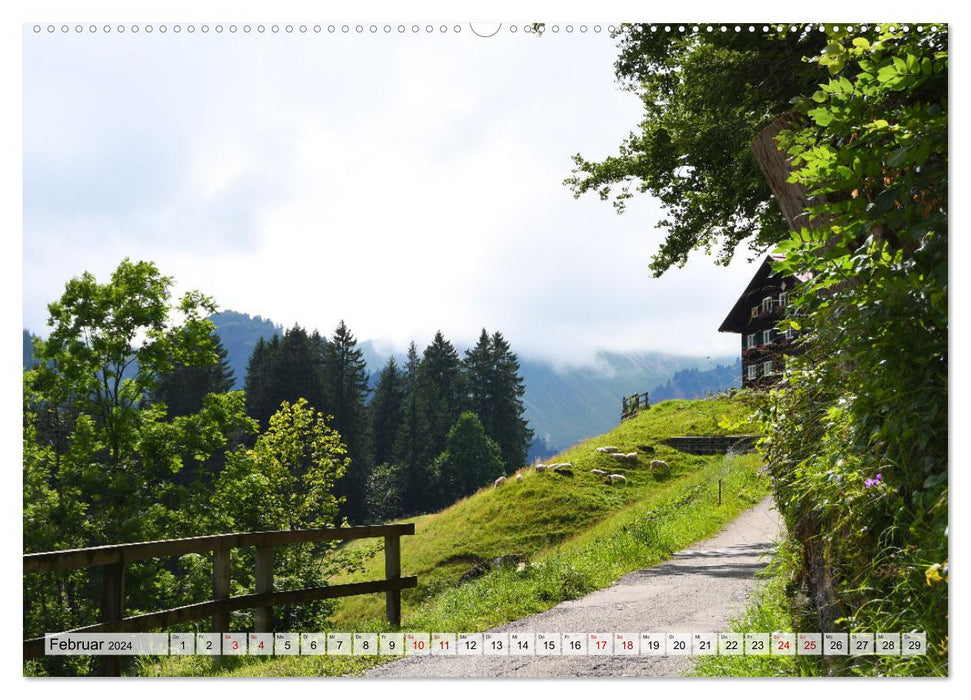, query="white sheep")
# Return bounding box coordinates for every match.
[590,469,607,476]
[650,459,669,470]
[558,462,573,469]
[625,452,638,459]
[516,473,523,483]
[494,476,507,488]
[596,446,619,454]
[609,453,628,461]
[534,465,548,473]
[604,474,627,484]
